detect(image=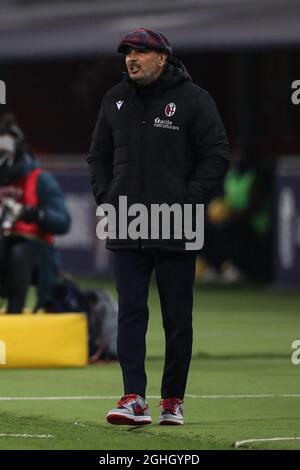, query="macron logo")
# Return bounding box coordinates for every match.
[116,100,124,110]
